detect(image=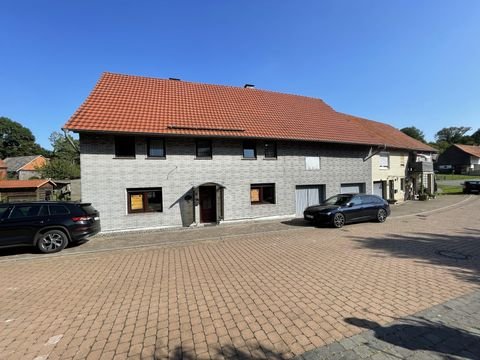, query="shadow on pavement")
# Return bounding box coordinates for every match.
[154,344,287,359]
[0,239,89,257]
[350,228,480,284]
[345,317,480,360]
[281,218,311,227]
